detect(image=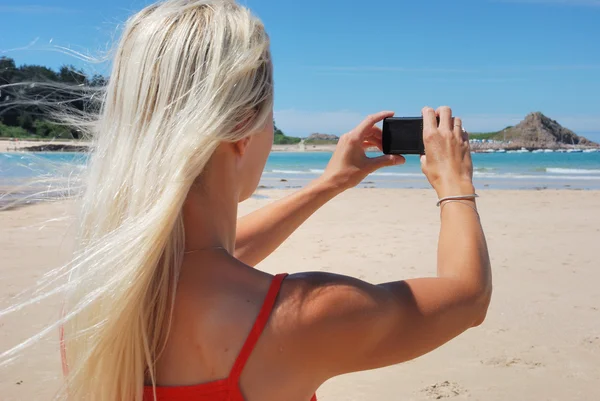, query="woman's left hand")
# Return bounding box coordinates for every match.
[320,111,405,191]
